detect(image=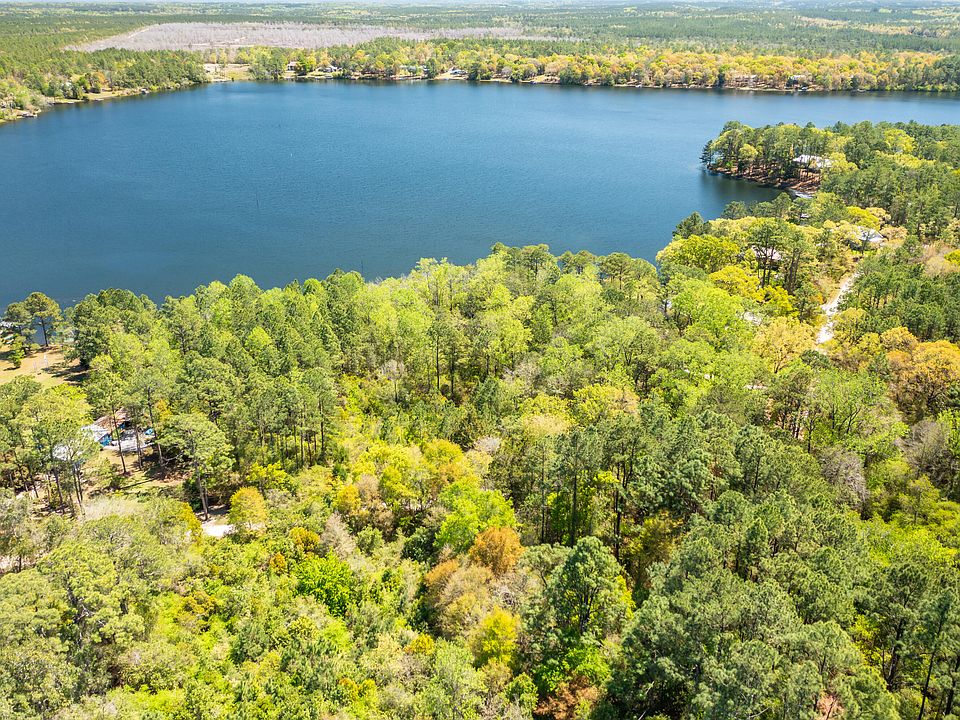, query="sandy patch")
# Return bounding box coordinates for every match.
[0,345,83,388]
[201,519,234,538]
